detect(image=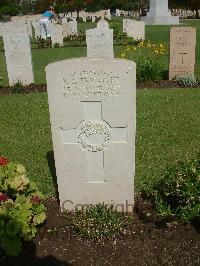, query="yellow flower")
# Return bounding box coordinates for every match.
[120,53,126,58]
[147,44,151,48]
[138,41,144,47]
[159,44,164,48]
